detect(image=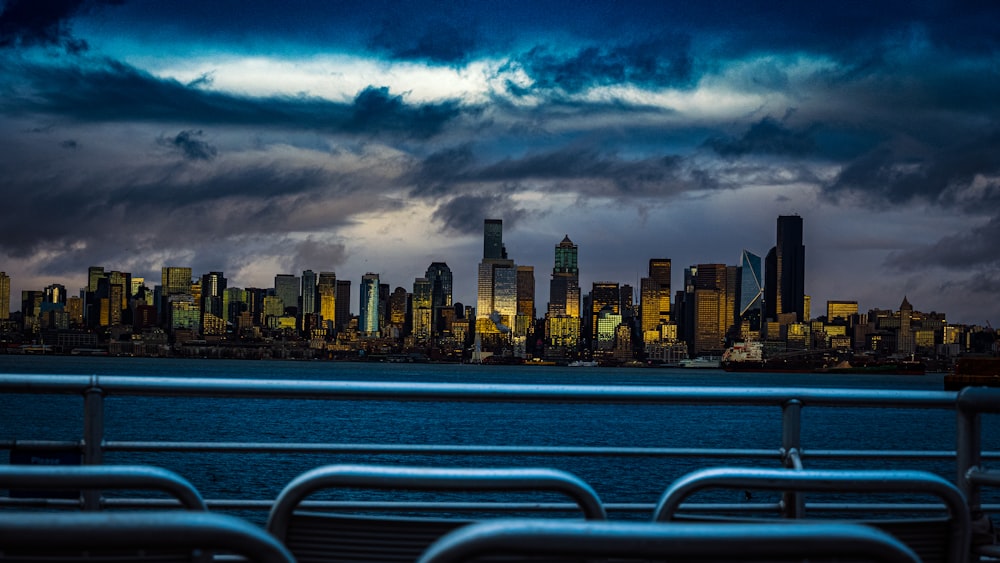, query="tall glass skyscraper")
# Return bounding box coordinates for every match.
[483,219,505,260]
[359,273,380,335]
[738,250,763,331]
[765,215,806,322]
[0,271,9,320]
[548,235,579,317]
[273,274,300,316]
